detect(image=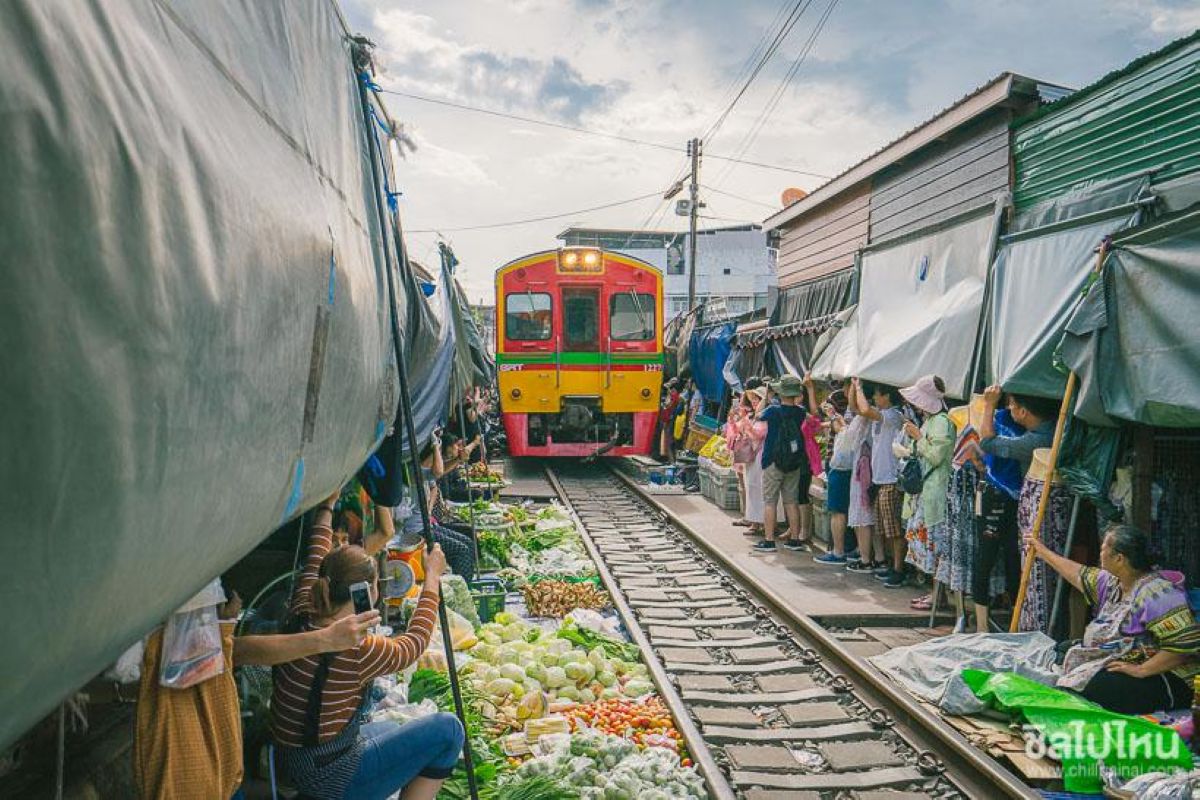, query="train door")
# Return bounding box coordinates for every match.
[560,286,604,429]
